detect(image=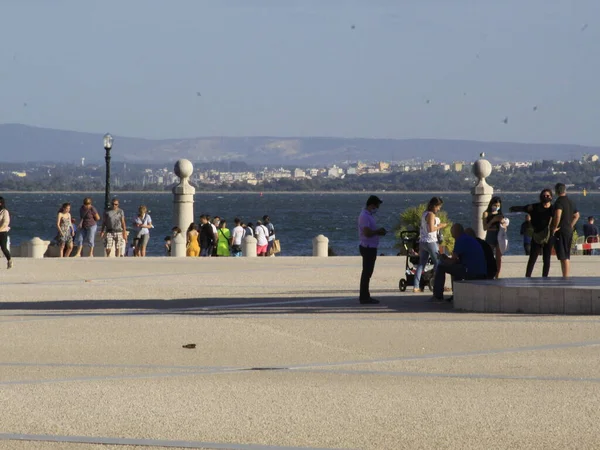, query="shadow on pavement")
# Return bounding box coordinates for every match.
[0,294,458,317]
